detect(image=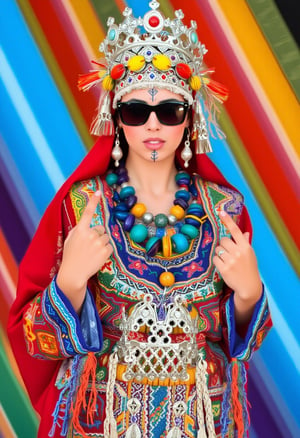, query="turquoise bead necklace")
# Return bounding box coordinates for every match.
[106,166,208,260]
